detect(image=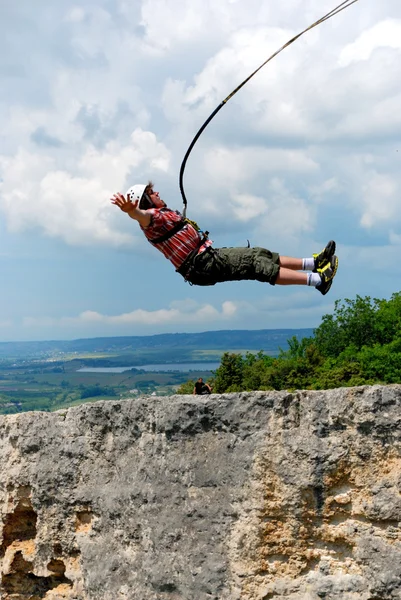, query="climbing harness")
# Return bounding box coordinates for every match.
[149,210,209,247]
[178,0,361,217]
[149,219,187,245]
